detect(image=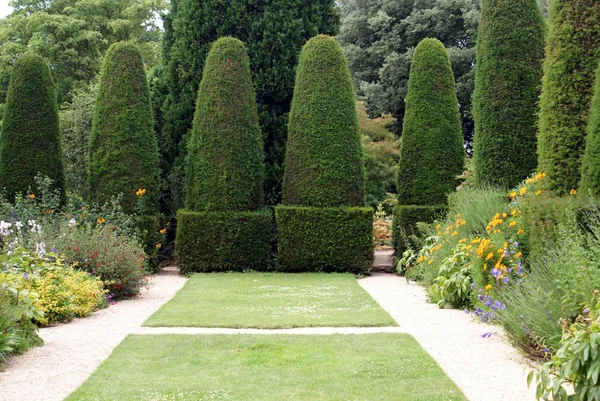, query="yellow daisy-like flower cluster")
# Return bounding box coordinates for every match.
[136,188,147,197]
